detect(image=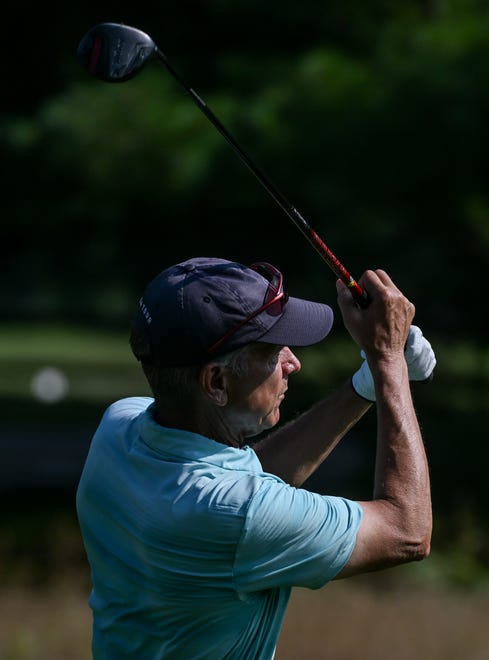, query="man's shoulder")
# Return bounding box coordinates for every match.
[102,396,154,422]
[91,397,154,438]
